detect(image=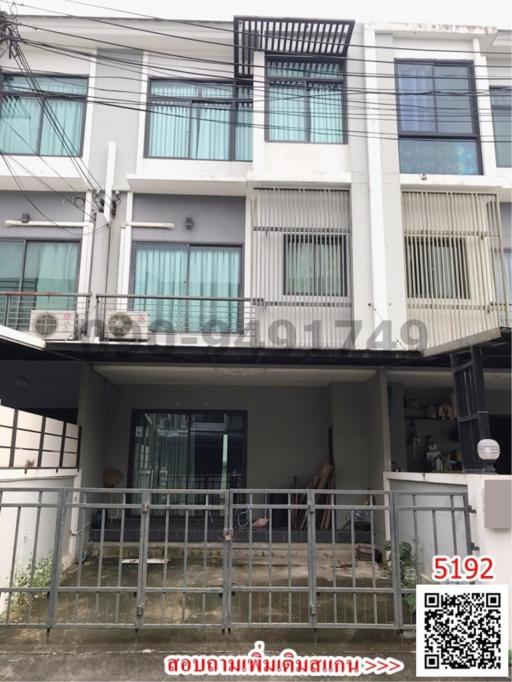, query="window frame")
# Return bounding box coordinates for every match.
[283,233,349,297]
[404,236,470,300]
[0,72,88,157]
[130,241,244,298]
[0,238,82,292]
[490,86,512,168]
[144,78,253,161]
[395,59,482,174]
[265,55,347,145]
